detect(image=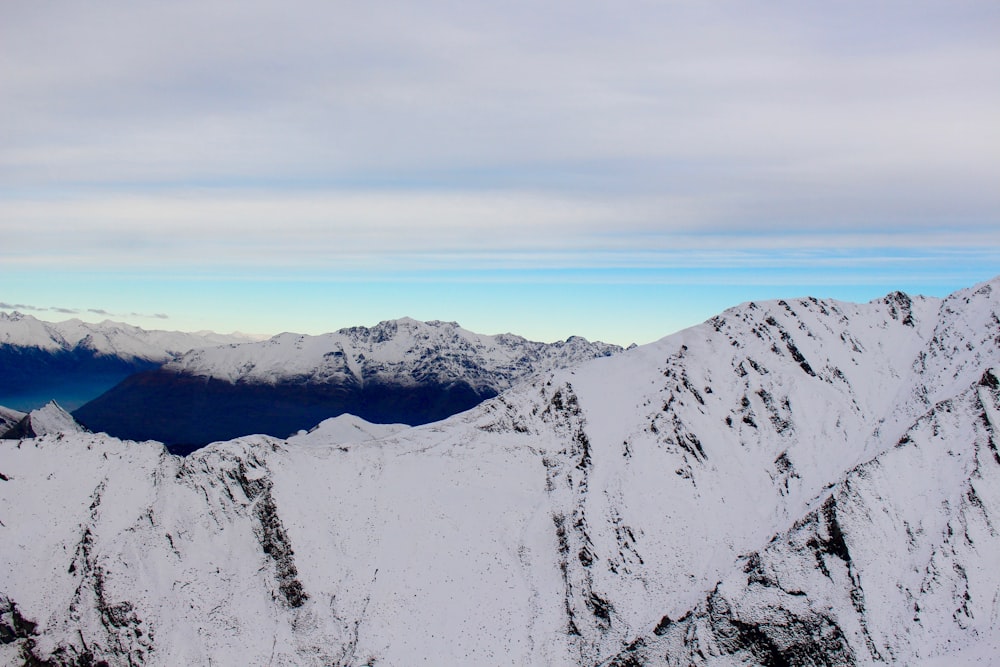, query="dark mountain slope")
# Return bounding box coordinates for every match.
[75,369,492,454]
